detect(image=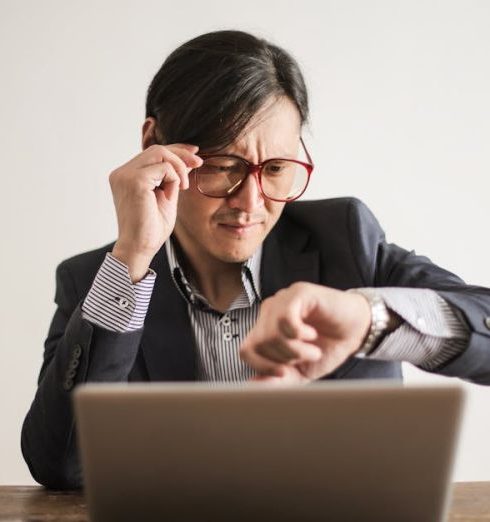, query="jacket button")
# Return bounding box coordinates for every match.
[484,317,490,330]
[66,369,77,380]
[63,379,74,391]
[69,358,80,370]
[73,344,82,358]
